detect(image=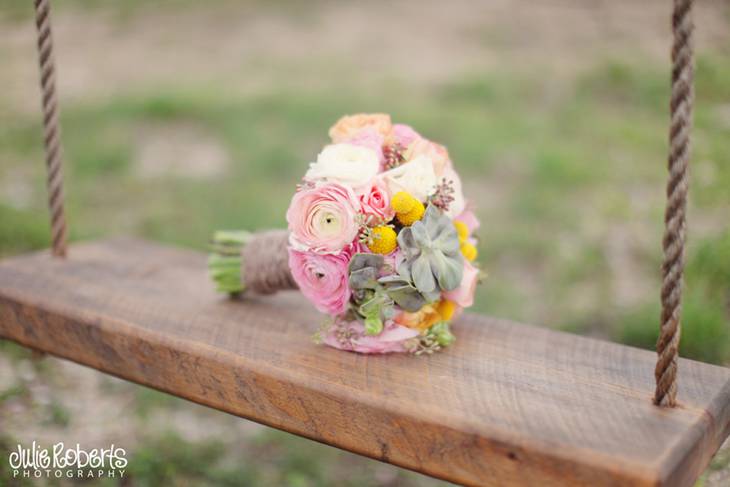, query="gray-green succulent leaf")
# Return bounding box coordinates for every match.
[396,205,463,294]
[348,253,385,290]
[378,275,428,311]
[378,274,440,312]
